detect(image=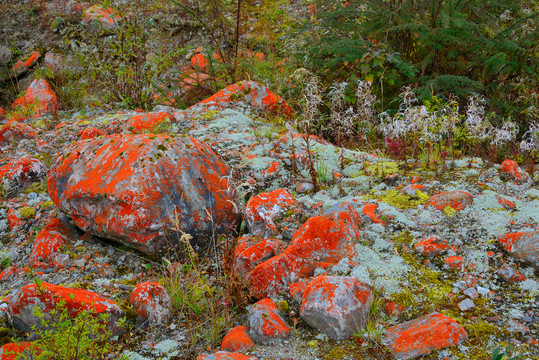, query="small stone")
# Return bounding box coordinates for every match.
[477,286,490,297]
[458,298,475,311]
[248,298,291,344]
[463,287,479,299]
[505,319,529,334]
